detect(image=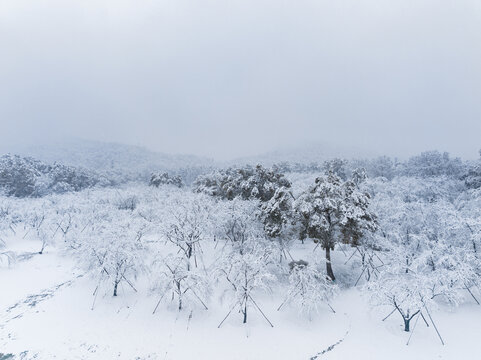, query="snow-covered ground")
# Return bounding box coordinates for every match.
[1,236,479,360]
